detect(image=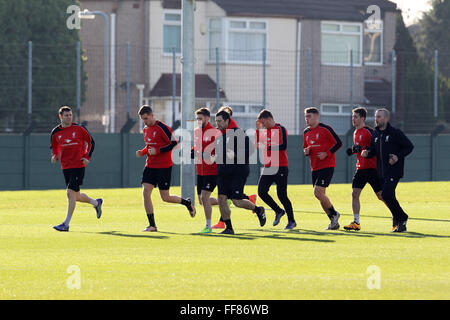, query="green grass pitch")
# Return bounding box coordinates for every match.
[0,181,449,299]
